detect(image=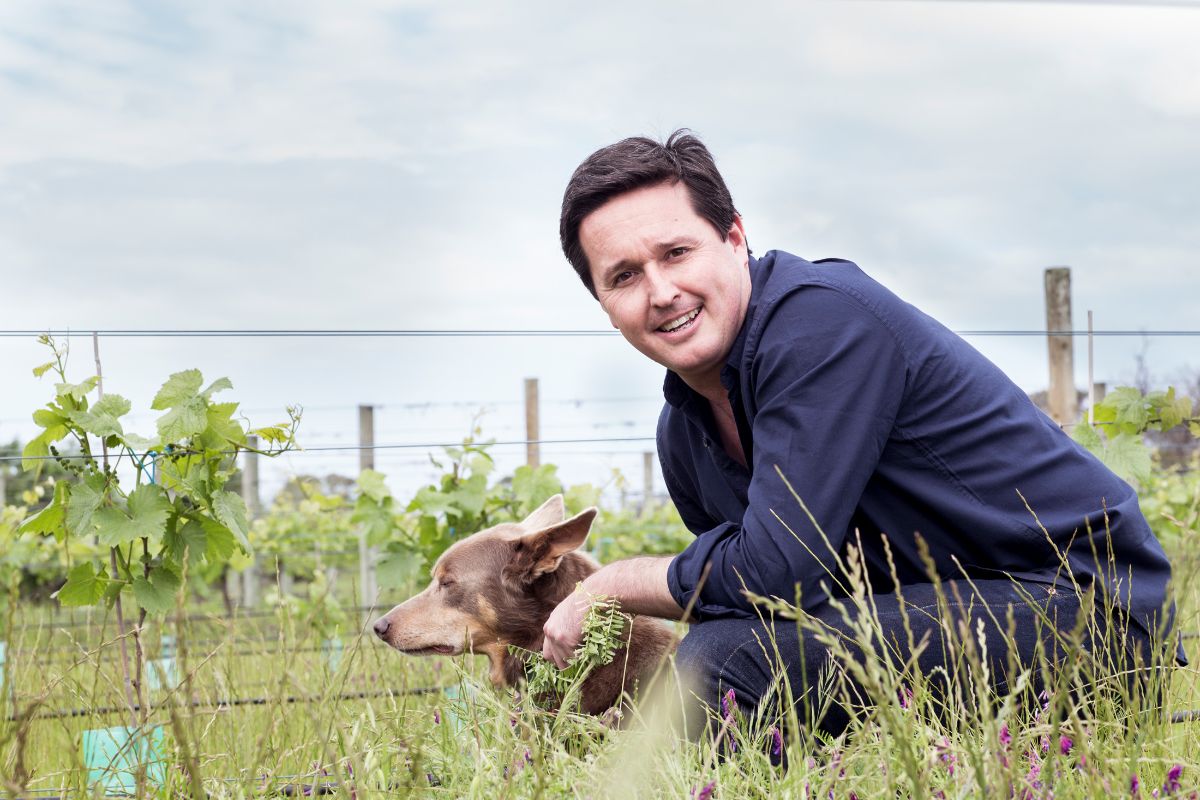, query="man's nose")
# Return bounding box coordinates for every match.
[645,266,680,307]
[372,617,391,639]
